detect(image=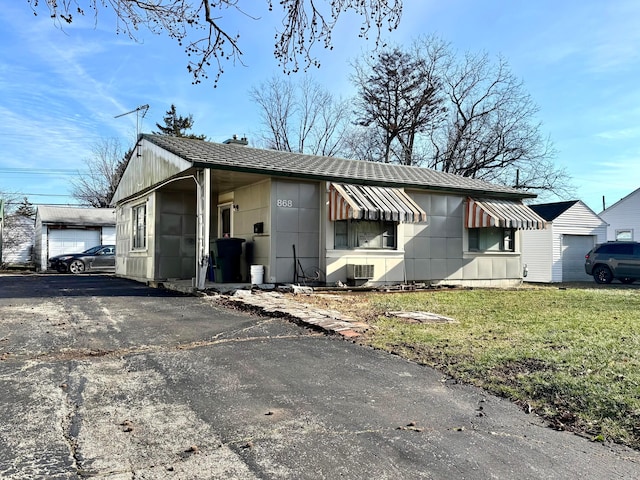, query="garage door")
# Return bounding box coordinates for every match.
[562,235,596,281]
[48,229,101,259]
[102,226,116,245]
